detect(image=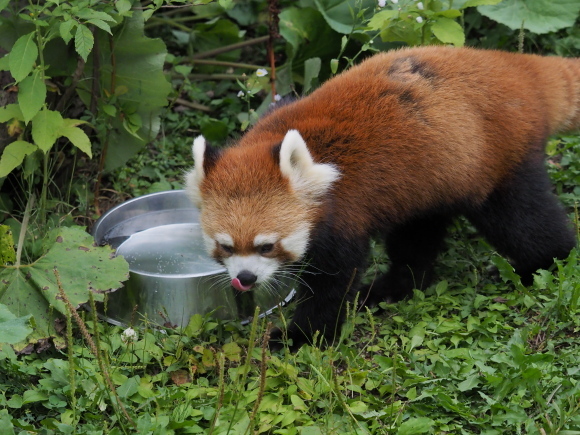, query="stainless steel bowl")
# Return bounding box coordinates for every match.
[93,190,294,327]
